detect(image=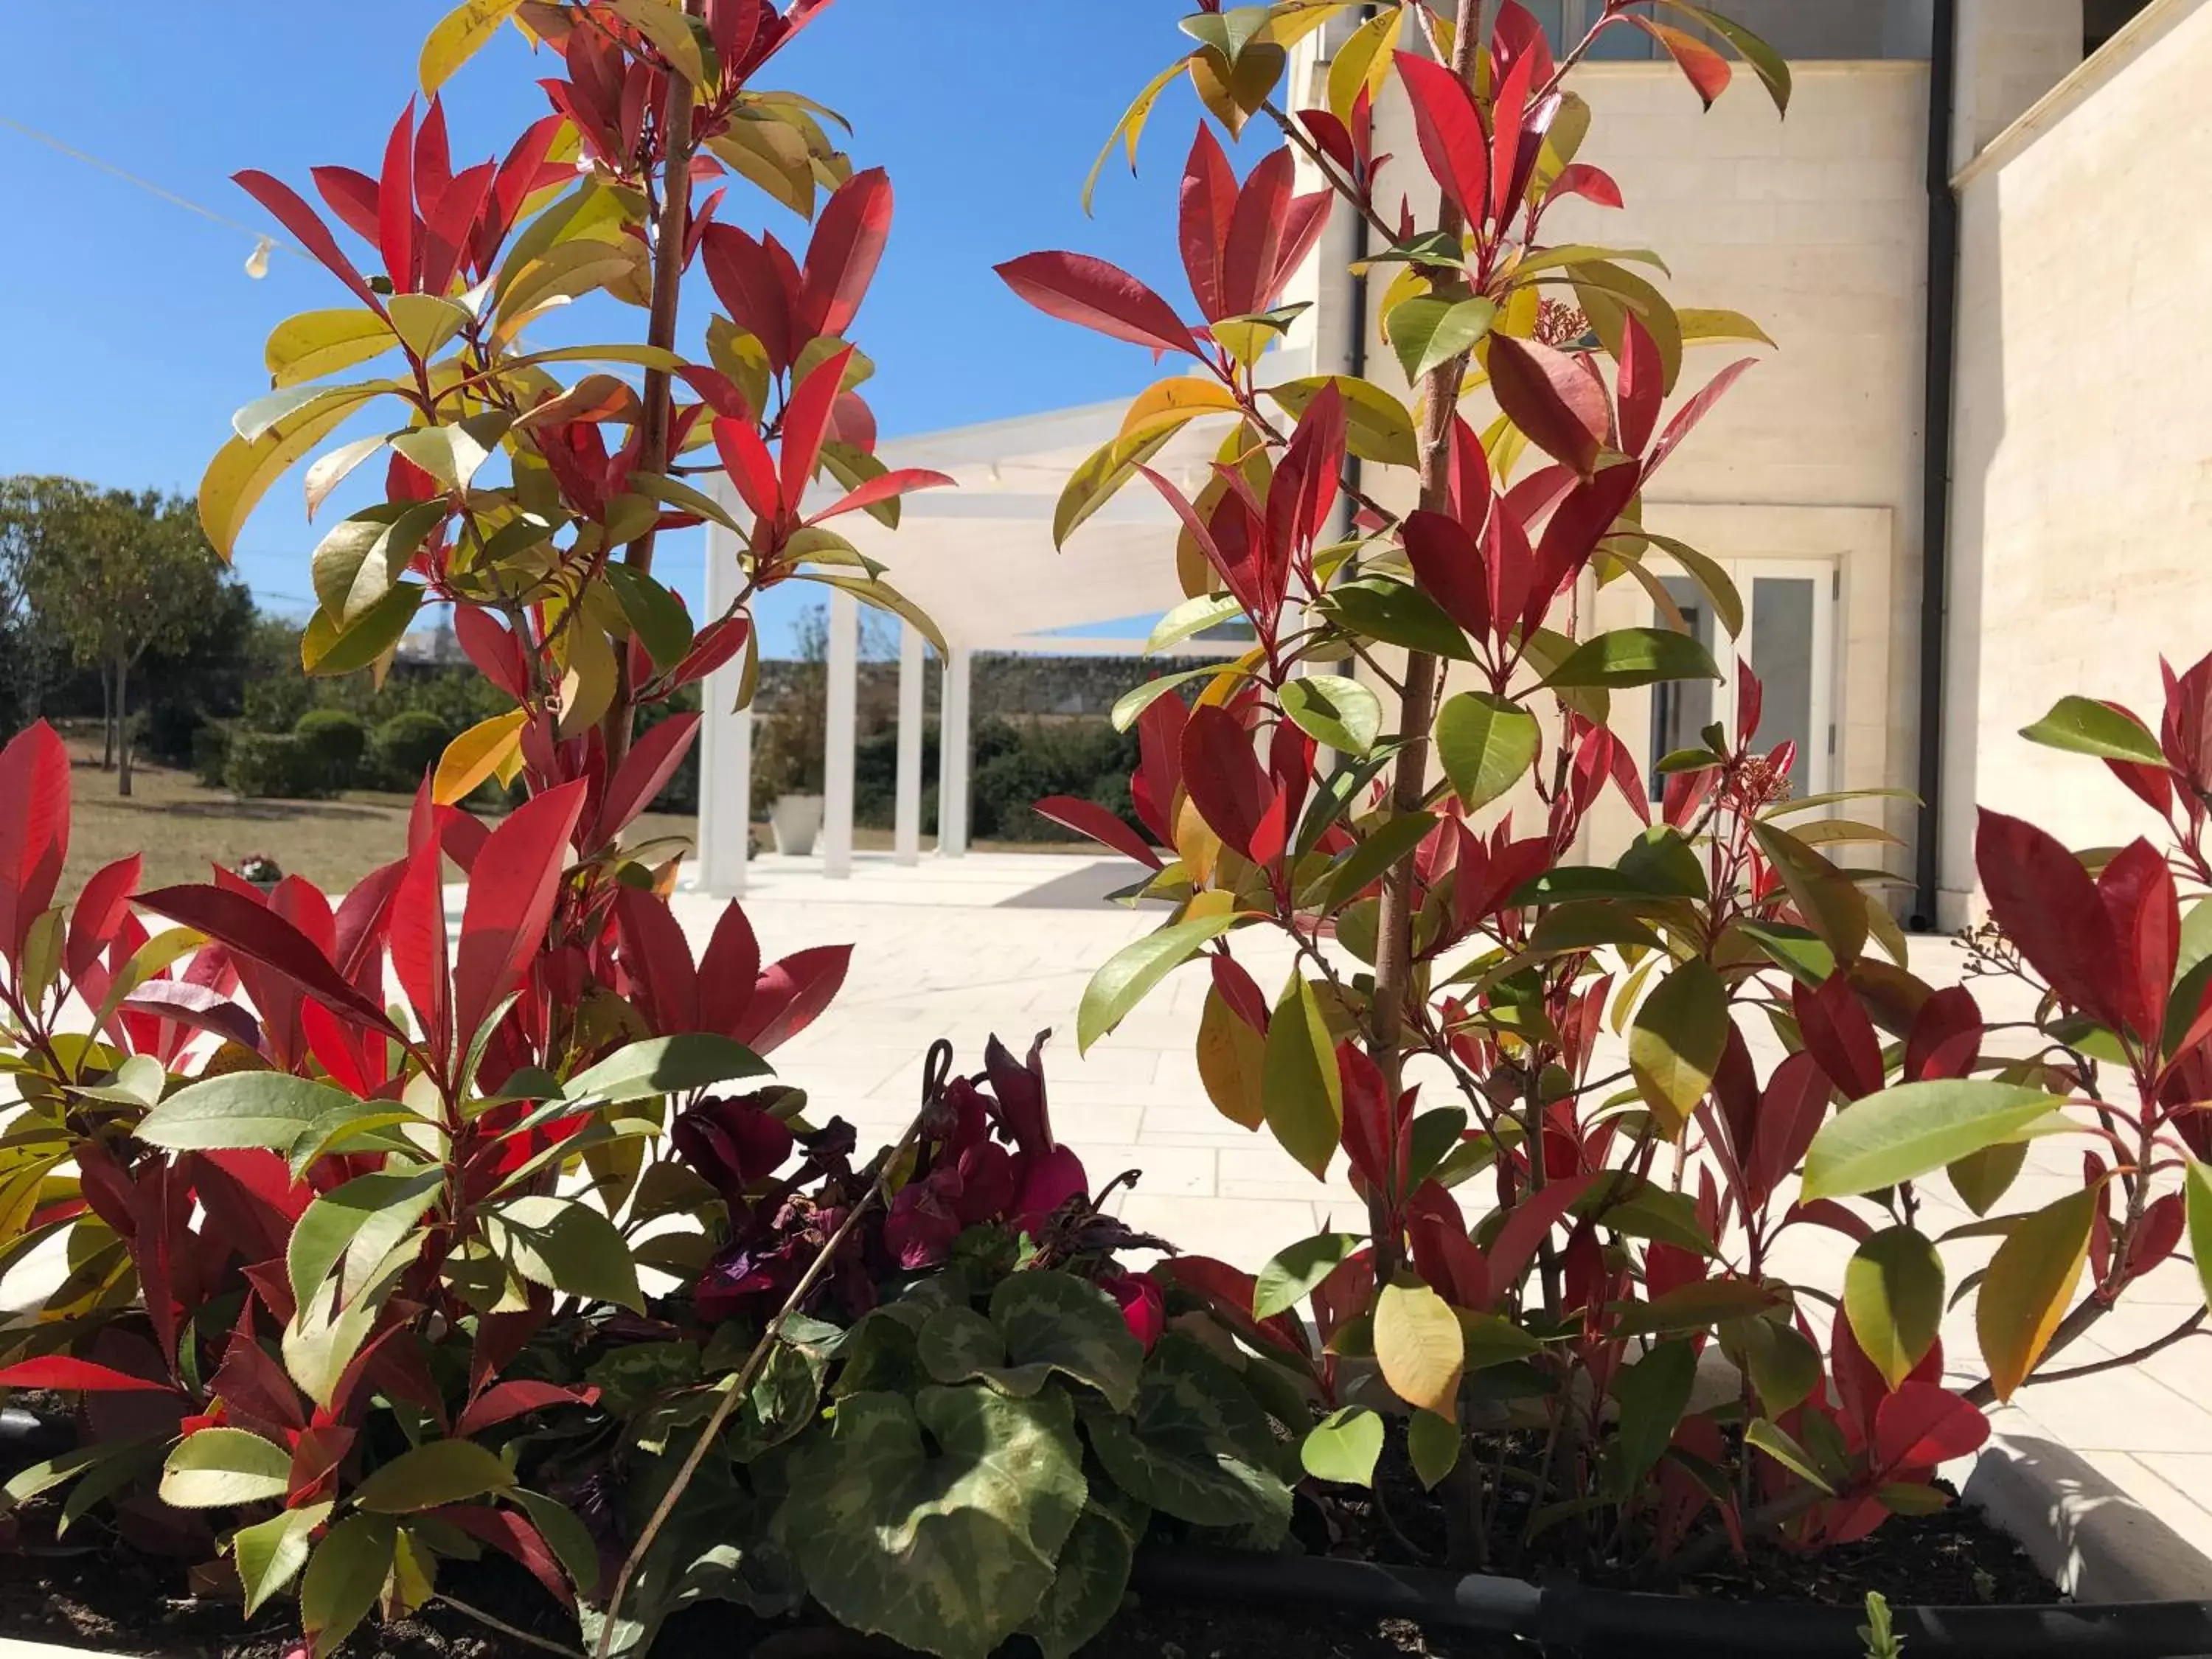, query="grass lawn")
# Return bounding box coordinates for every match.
[49,734,1082,902]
